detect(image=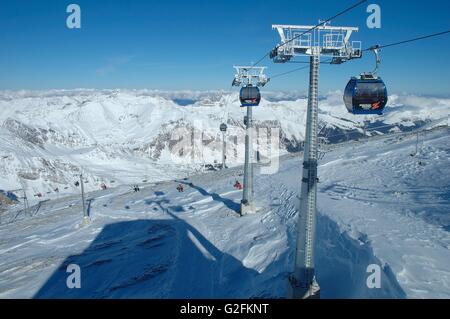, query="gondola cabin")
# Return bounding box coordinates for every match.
[220,123,227,132]
[344,74,388,115]
[240,85,261,107]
